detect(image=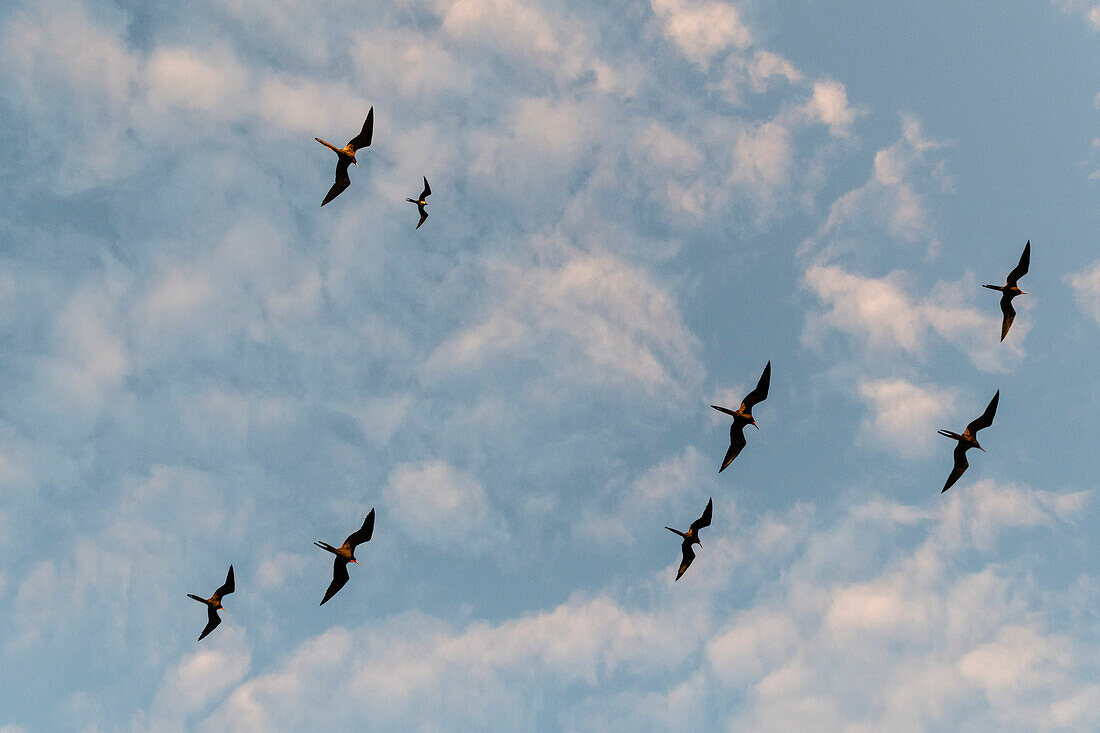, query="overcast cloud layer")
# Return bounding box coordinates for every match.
[0,0,1098,730]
